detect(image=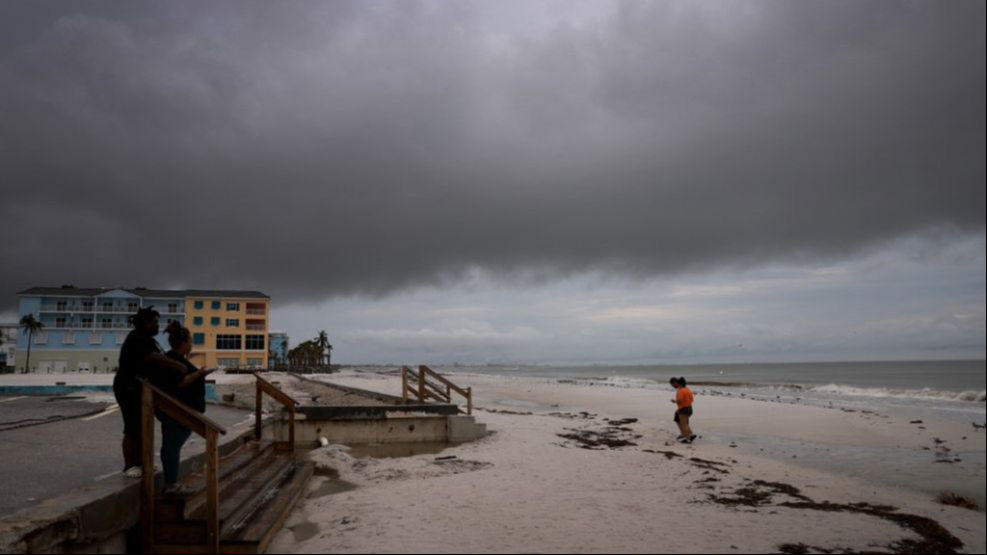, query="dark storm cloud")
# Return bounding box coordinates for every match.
[1,0,984,309]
